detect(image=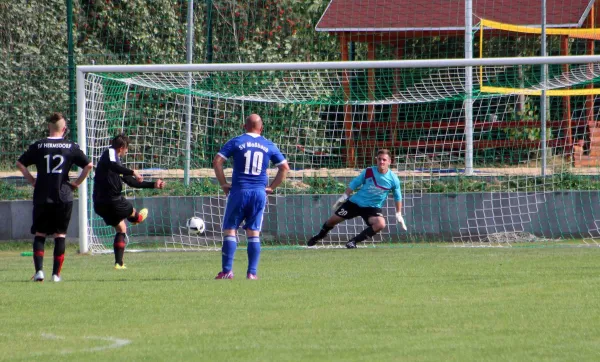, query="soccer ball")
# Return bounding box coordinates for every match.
[186,217,206,234]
